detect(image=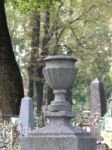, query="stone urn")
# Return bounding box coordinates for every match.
[43,55,77,112]
[21,55,97,150]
